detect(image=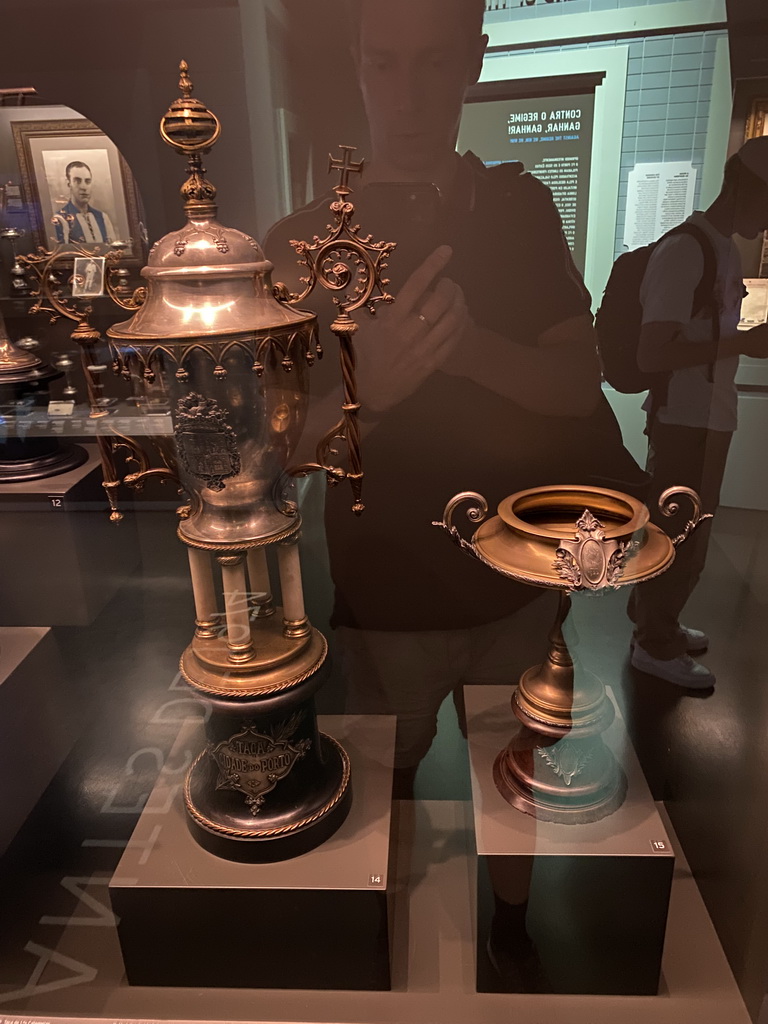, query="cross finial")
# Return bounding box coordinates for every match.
[329,145,365,199]
[178,59,193,98]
